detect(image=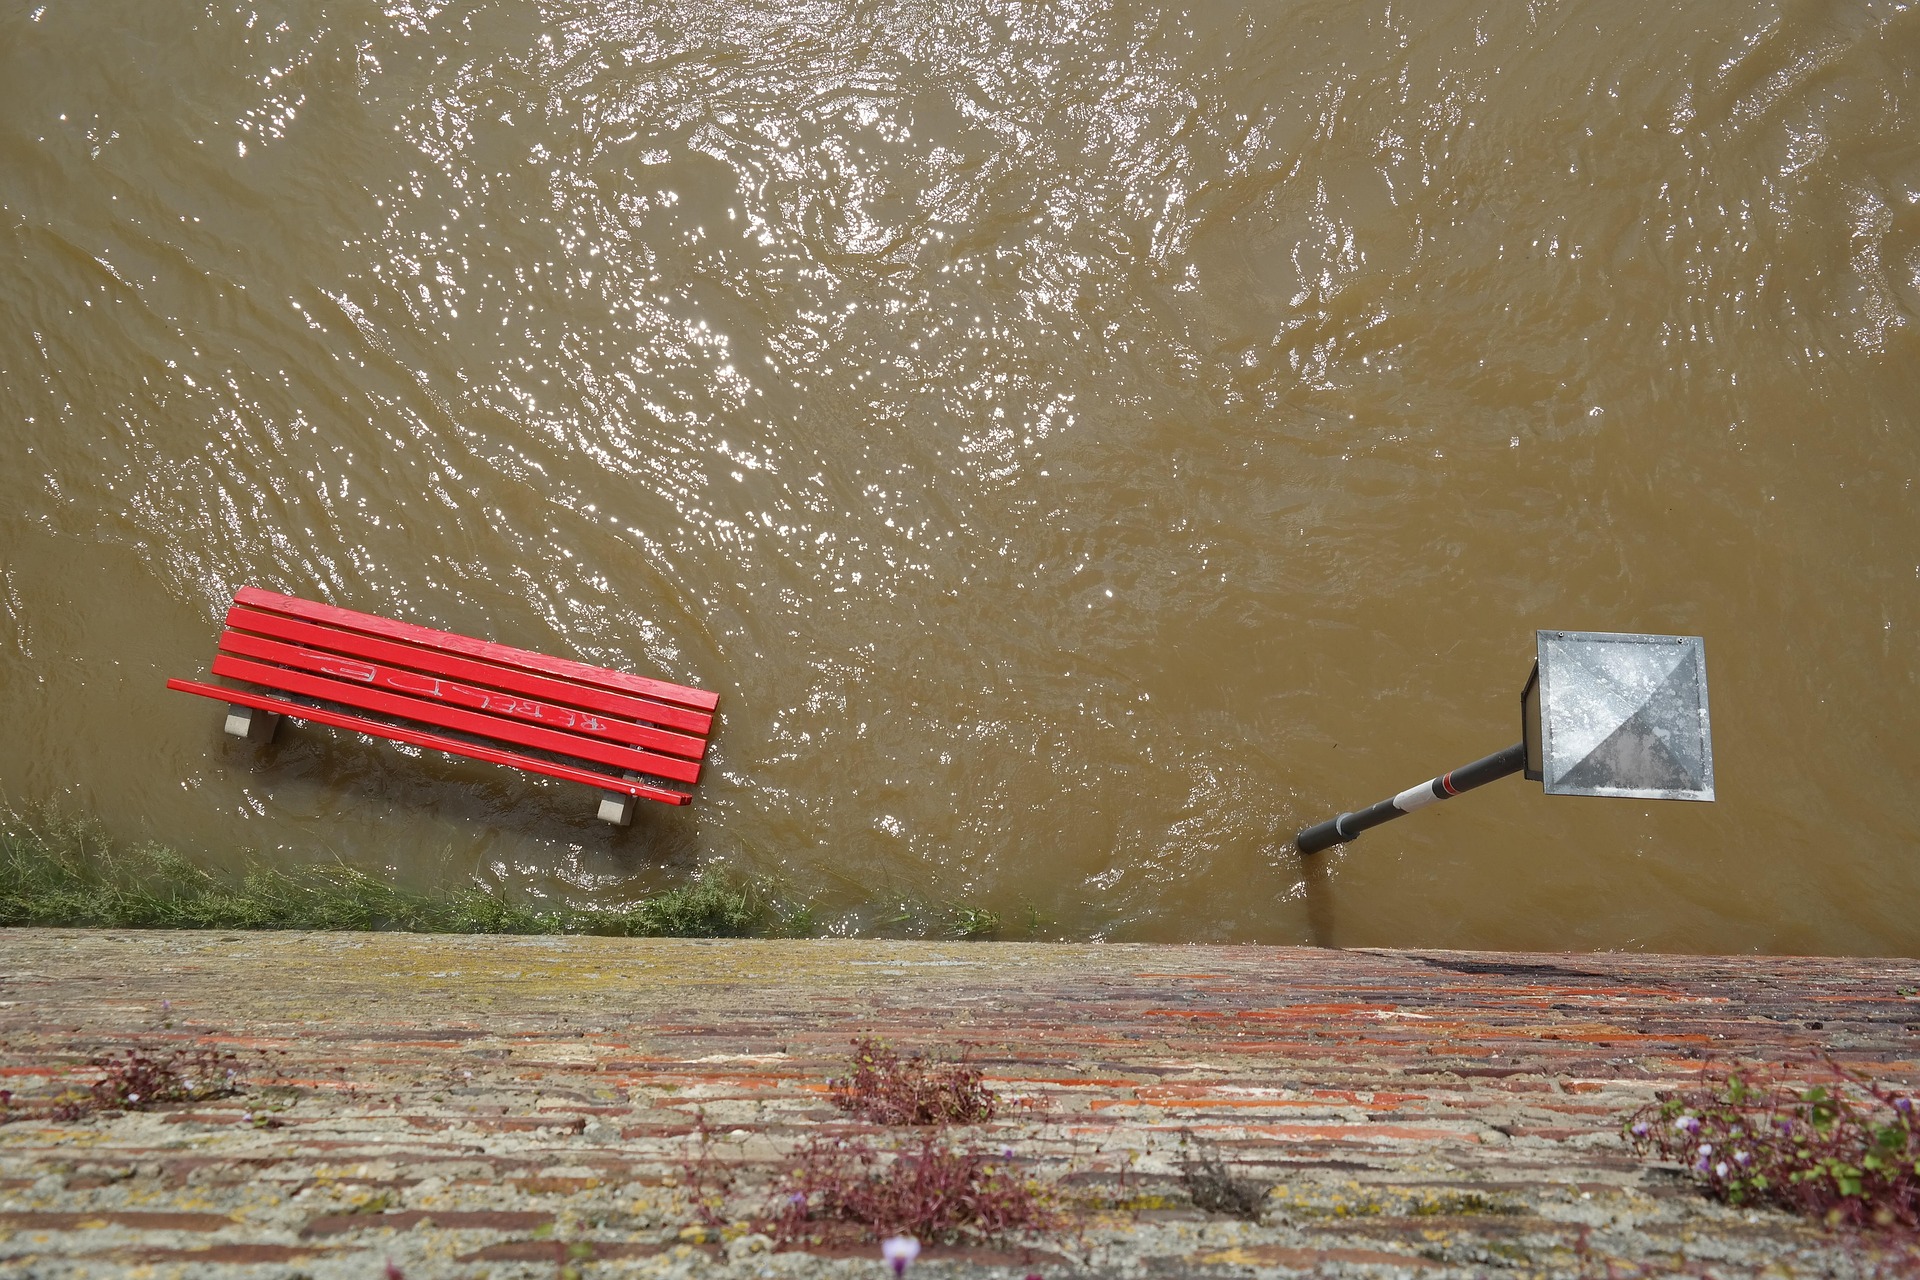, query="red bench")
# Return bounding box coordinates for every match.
[167,586,717,824]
